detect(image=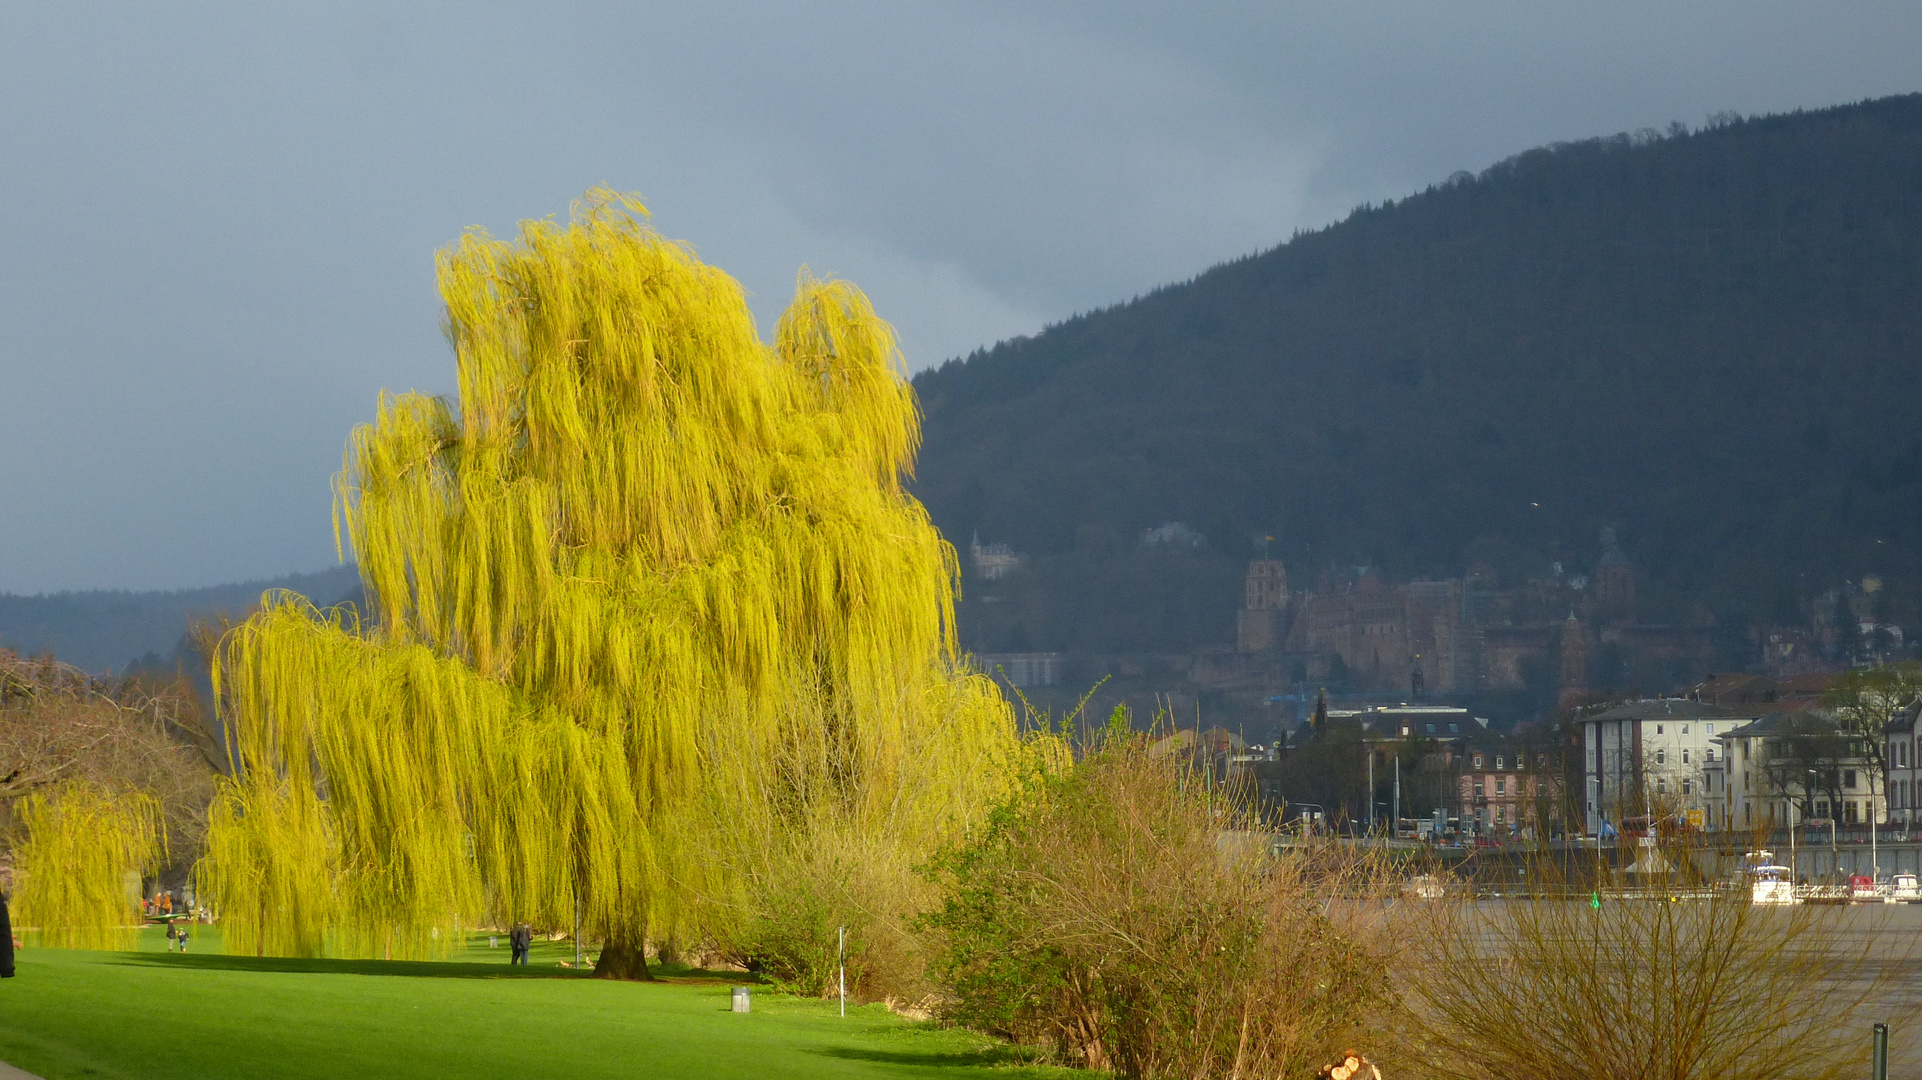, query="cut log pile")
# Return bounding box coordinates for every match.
[1315,1052,1381,1080]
